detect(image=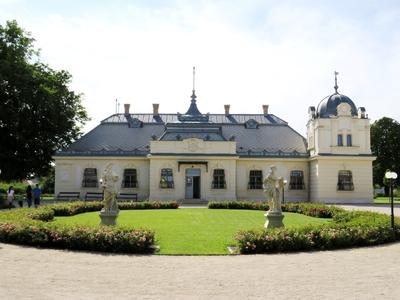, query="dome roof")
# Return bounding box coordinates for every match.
[317,93,357,118]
